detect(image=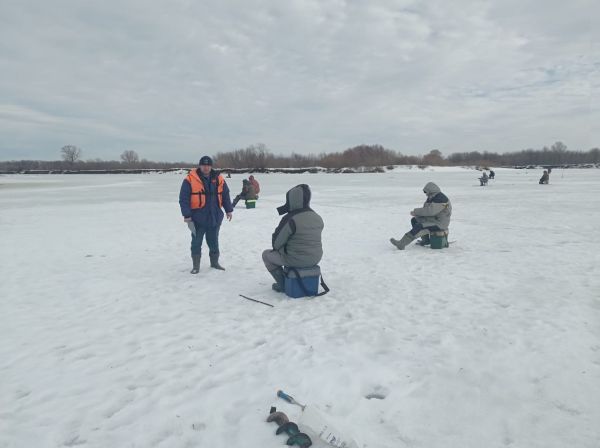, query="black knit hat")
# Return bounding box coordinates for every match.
[199,156,213,166]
